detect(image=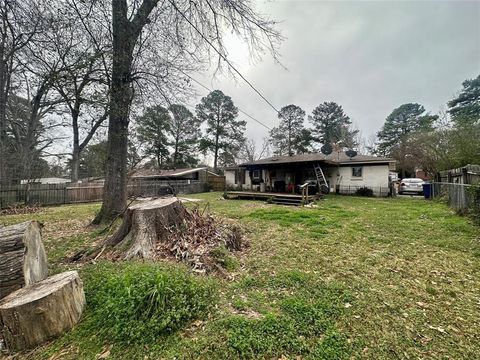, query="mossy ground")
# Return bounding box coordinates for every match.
[1,193,478,359]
